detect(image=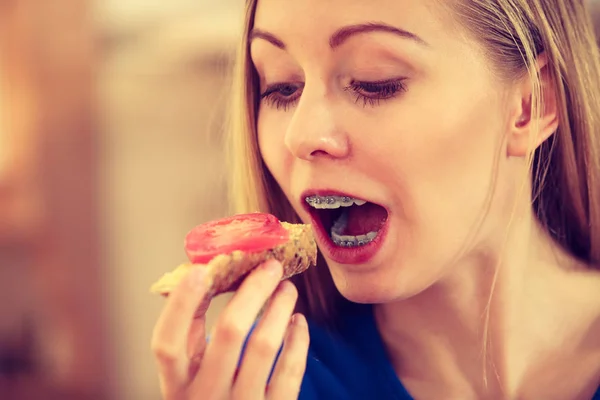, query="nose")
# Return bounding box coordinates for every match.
[284,88,350,161]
